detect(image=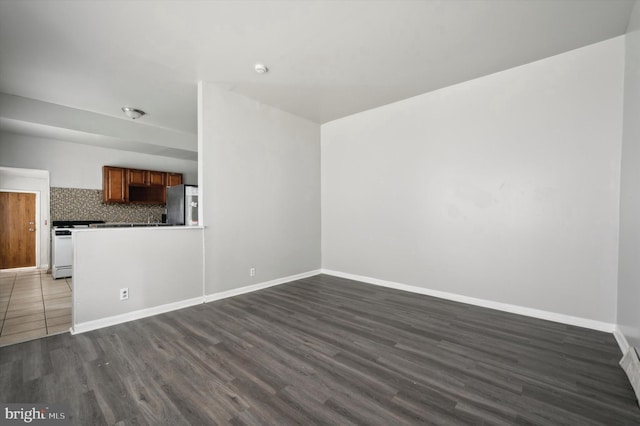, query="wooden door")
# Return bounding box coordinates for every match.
[0,192,36,269]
